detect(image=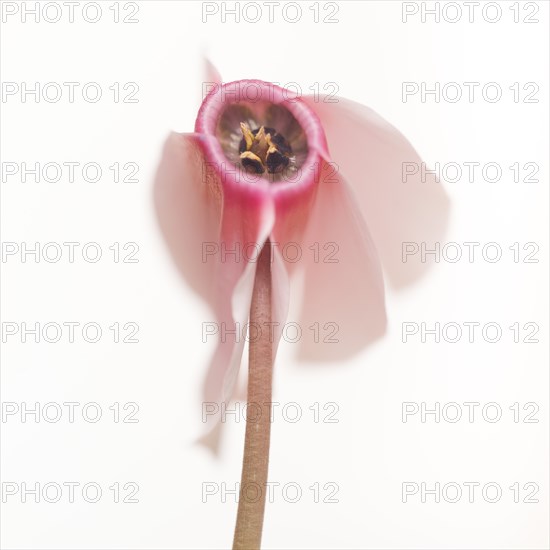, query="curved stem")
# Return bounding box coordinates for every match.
[233,240,273,550]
